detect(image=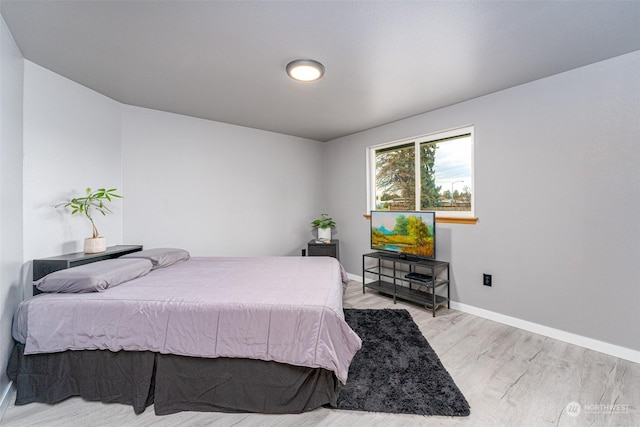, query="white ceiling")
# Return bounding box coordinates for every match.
[2,1,640,142]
